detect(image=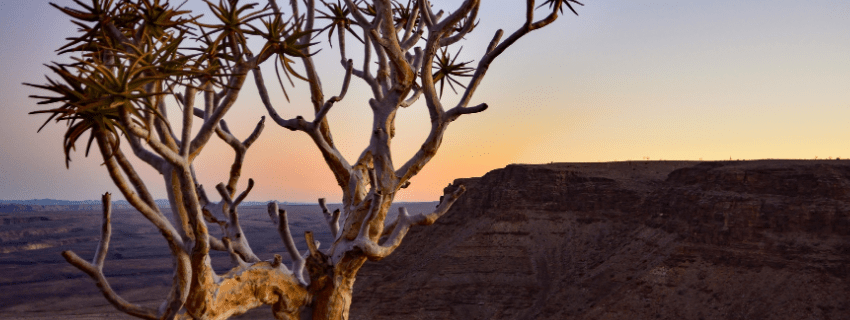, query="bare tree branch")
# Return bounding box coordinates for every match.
[418,0,436,28]
[61,193,160,320]
[180,86,197,158]
[439,3,479,47]
[253,67,310,131]
[109,139,162,214]
[269,202,308,284]
[352,32,382,96]
[454,1,569,113]
[232,178,254,208]
[222,237,248,268]
[356,185,466,260]
[95,131,185,250]
[189,59,257,159]
[243,117,266,147]
[318,198,340,238]
[122,127,167,173]
[370,0,414,87]
[118,108,185,166]
[313,60,354,127]
[400,2,421,47]
[93,193,112,267]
